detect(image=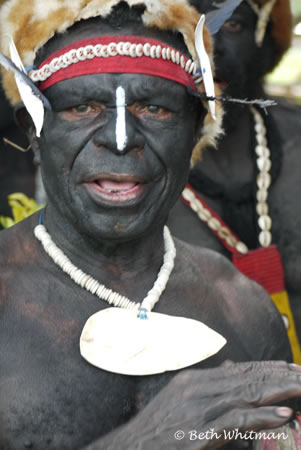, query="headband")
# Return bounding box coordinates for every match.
[30,36,198,92]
